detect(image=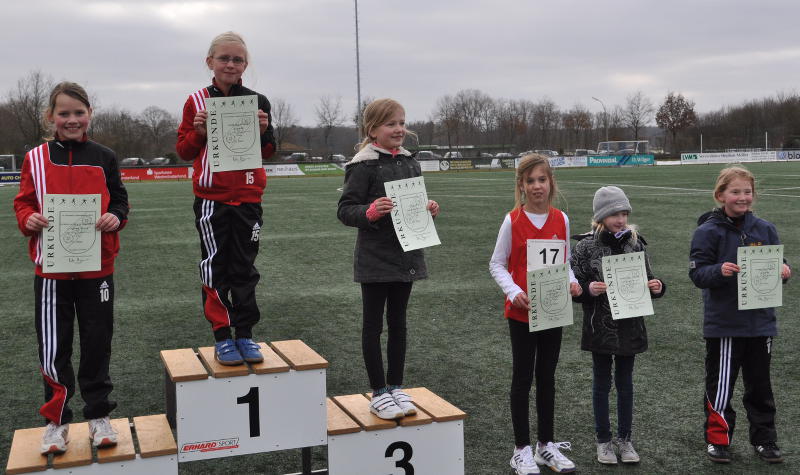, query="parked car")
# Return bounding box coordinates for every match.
[120,157,145,166]
[444,151,463,159]
[311,156,323,161]
[416,151,442,160]
[480,153,494,158]
[147,157,170,166]
[495,153,514,158]
[284,152,308,161]
[534,150,559,157]
[330,154,346,162]
[573,149,596,157]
